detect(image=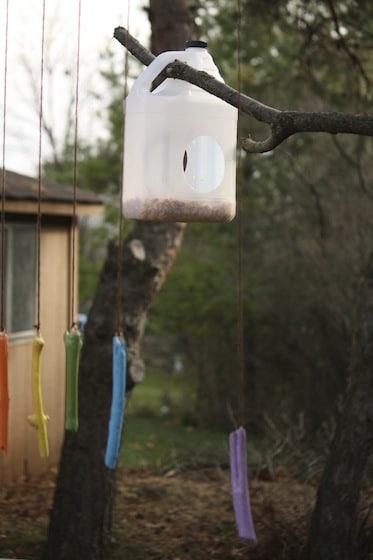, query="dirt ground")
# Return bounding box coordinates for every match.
[0,466,372,560]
